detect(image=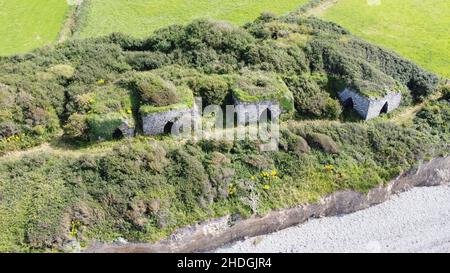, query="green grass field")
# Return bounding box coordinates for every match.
[0,0,69,56]
[321,0,450,78]
[75,0,307,38]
